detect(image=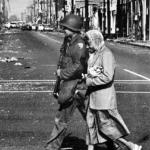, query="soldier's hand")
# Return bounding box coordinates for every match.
[54,71,57,76]
[56,69,61,77]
